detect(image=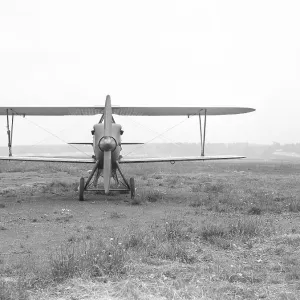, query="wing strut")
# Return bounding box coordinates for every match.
[199,109,207,156]
[6,109,14,157]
